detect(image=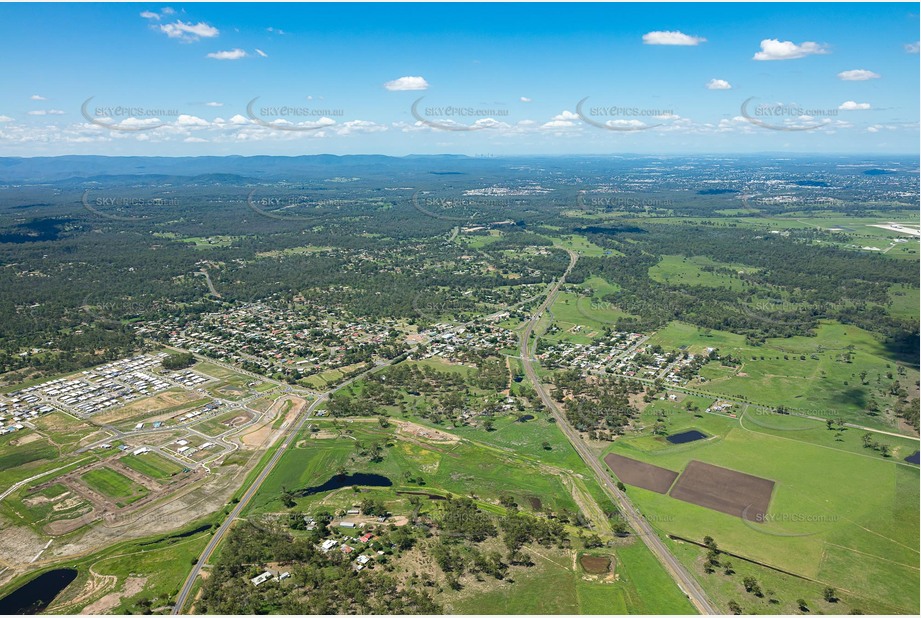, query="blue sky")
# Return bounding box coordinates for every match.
[0,2,918,156]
